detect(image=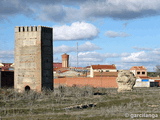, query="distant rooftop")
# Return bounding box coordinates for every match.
[130,66,146,70]
[91,64,116,69]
